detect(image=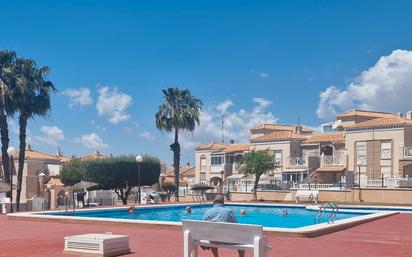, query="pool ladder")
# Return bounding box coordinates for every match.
[315,203,338,224]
